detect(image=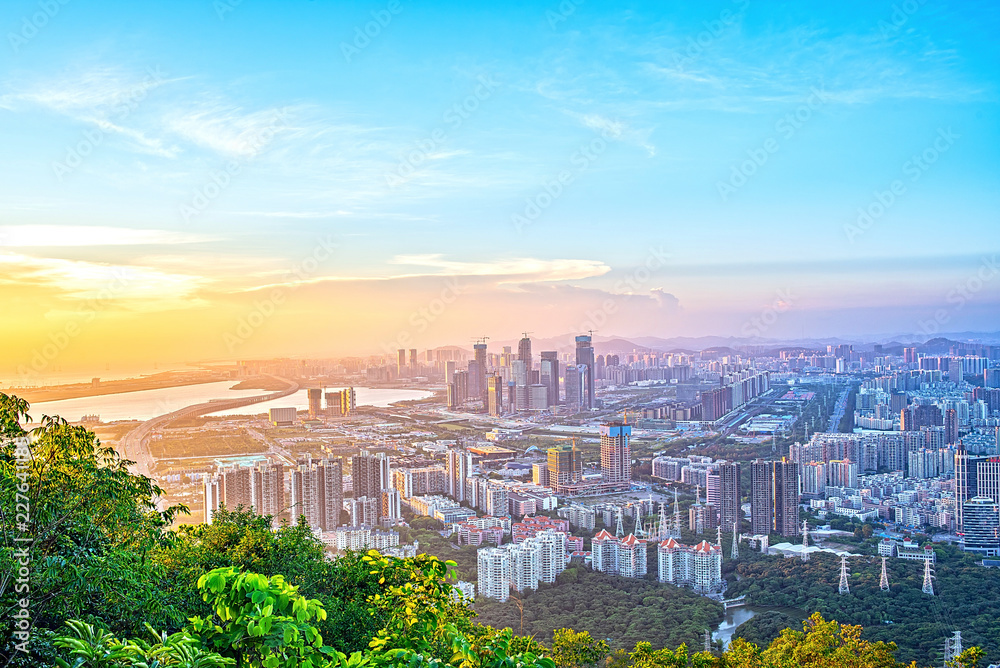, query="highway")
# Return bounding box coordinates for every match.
[118,375,299,485]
